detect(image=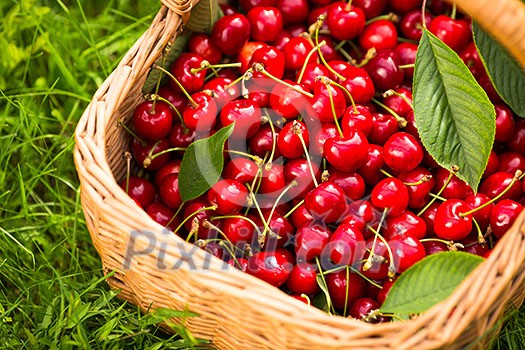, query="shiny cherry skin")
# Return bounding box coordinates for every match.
[286,263,320,295]
[304,181,347,223]
[432,167,469,200]
[132,101,173,141]
[434,199,473,241]
[494,104,516,143]
[169,53,206,94]
[388,233,426,273]
[359,20,398,51]
[207,179,248,215]
[420,201,440,237]
[154,160,182,187]
[329,171,366,201]
[371,177,409,217]
[490,199,524,239]
[384,210,427,240]
[239,0,276,12]
[369,112,399,145]
[159,174,182,209]
[223,157,259,184]
[349,297,380,321]
[294,222,332,262]
[326,270,367,310]
[483,150,499,178]
[506,119,525,154]
[222,215,257,245]
[360,238,389,279]
[480,171,523,202]
[168,122,195,149]
[353,0,388,19]
[271,30,292,51]
[328,223,366,266]
[247,6,283,43]
[309,80,347,123]
[270,80,310,119]
[422,240,449,256]
[397,167,435,209]
[324,130,369,172]
[203,77,239,108]
[211,14,251,55]
[226,257,249,272]
[146,202,178,231]
[282,37,316,71]
[318,35,343,61]
[465,193,493,231]
[260,163,286,195]
[277,120,309,159]
[275,0,309,25]
[187,33,222,65]
[157,86,188,116]
[328,61,376,104]
[290,203,314,228]
[311,123,338,156]
[120,176,156,208]
[296,63,329,91]
[327,2,366,41]
[341,104,374,137]
[460,42,485,79]
[249,45,286,86]
[390,0,422,14]
[497,151,525,174]
[182,199,219,239]
[259,211,295,249]
[182,92,218,131]
[246,249,293,287]
[130,138,171,171]
[248,123,280,158]
[284,158,320,199]
[365,49,404,92]
[358,144,385,186]
[382,86,413,118]
[383,132,424,172]
[428,15,471,52]
[394,42,418,80]
[400,10,433,41]
[238,41,267,73]
[220,98,262,139]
